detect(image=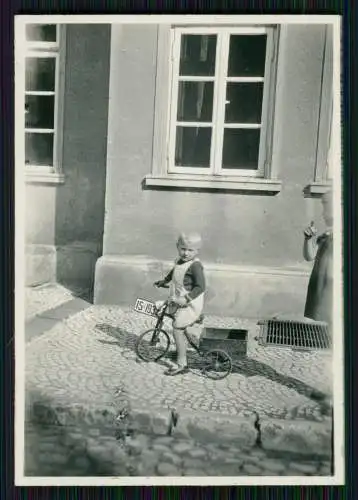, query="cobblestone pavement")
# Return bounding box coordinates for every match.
[24,303,334,478]
[25,284,74,321]
[25,421,331,477]
[25,305,333,422]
